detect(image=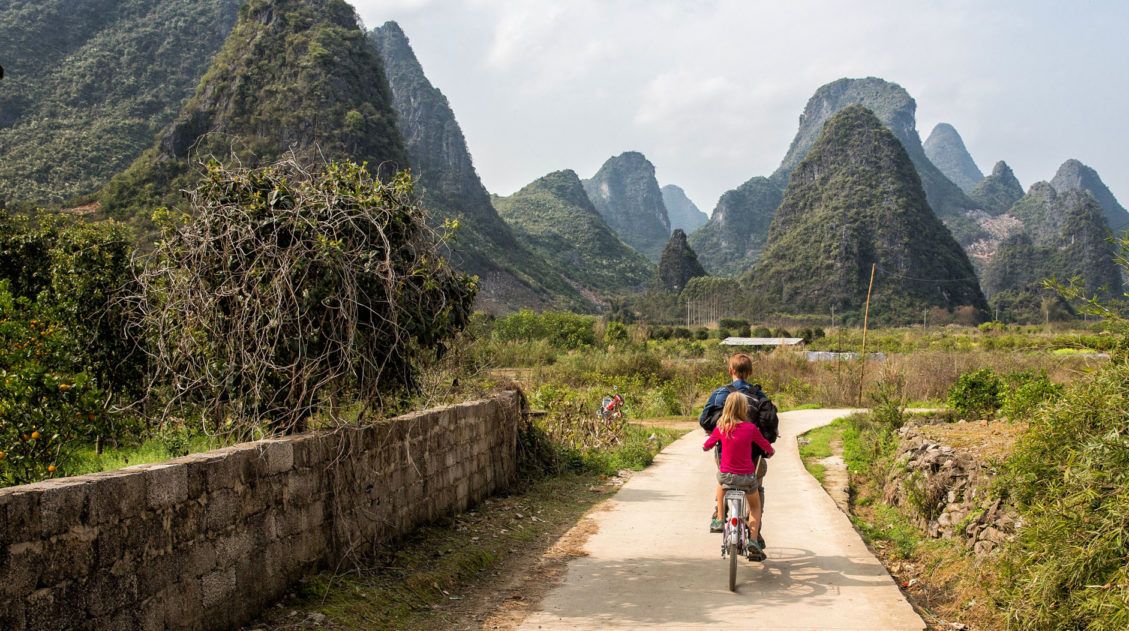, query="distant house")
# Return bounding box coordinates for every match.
[720,337,805,349]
